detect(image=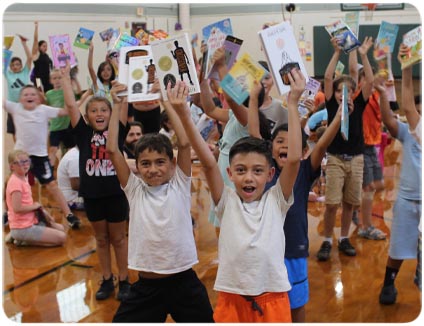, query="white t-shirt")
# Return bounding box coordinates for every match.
[57,147,81,203]
[5,101,60,156]
[410,117,422,145]
[124,167,198,273]
[214,183,294,296]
